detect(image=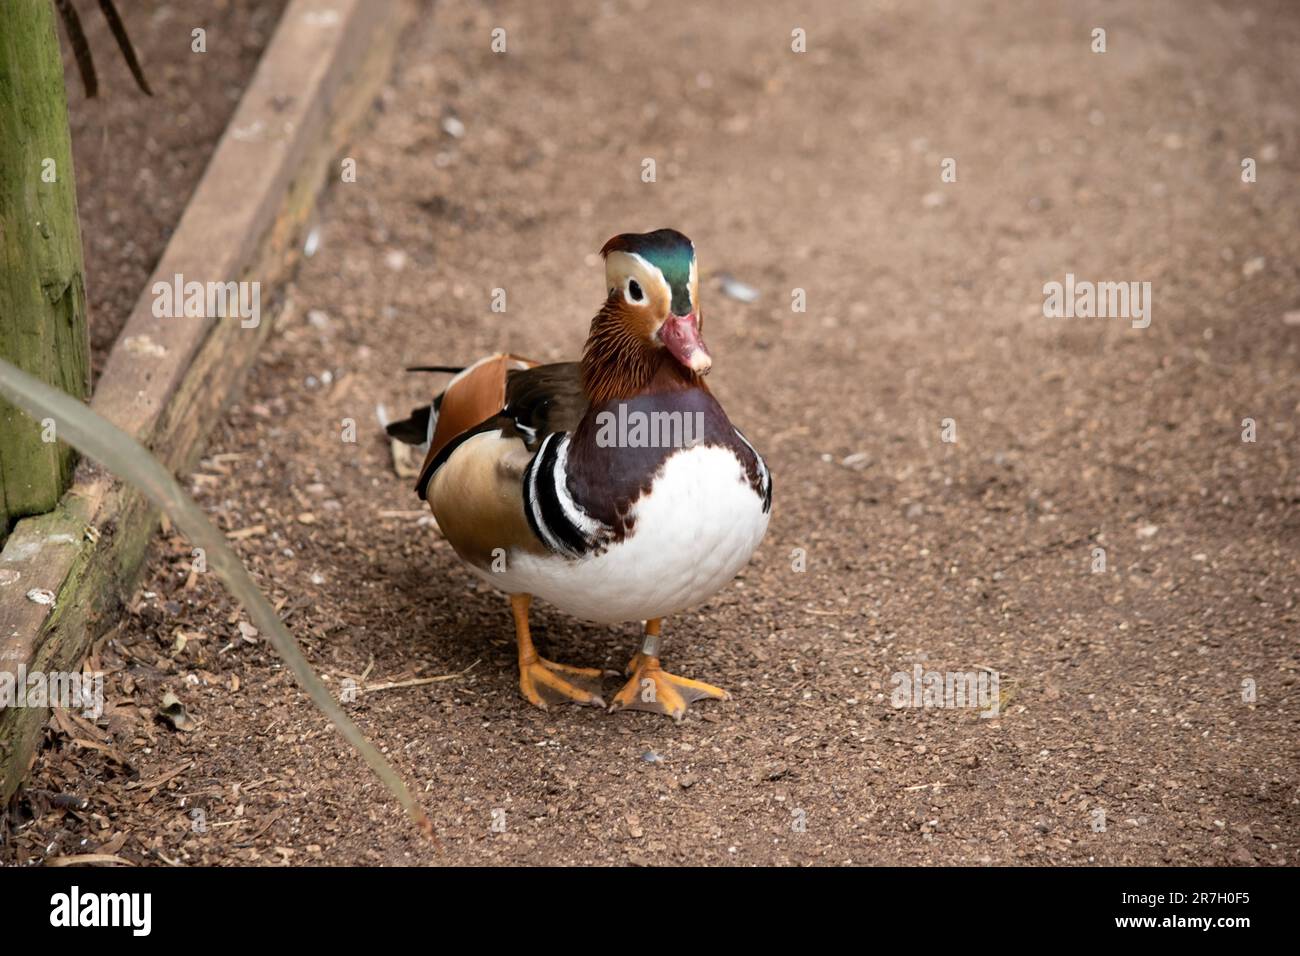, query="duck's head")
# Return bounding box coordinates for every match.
[582,229,709,403]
